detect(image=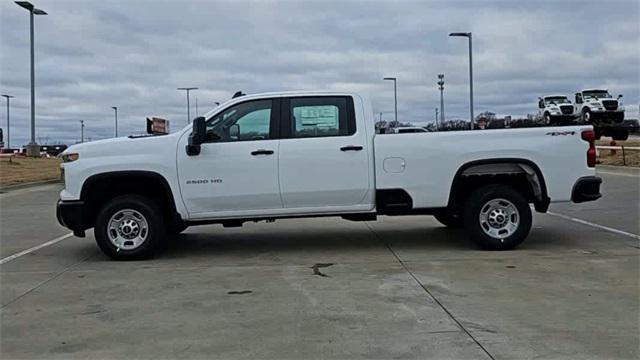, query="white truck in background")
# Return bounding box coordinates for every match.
[537,95,576,126]
[574,89,627,140]
[57,91,602,260]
